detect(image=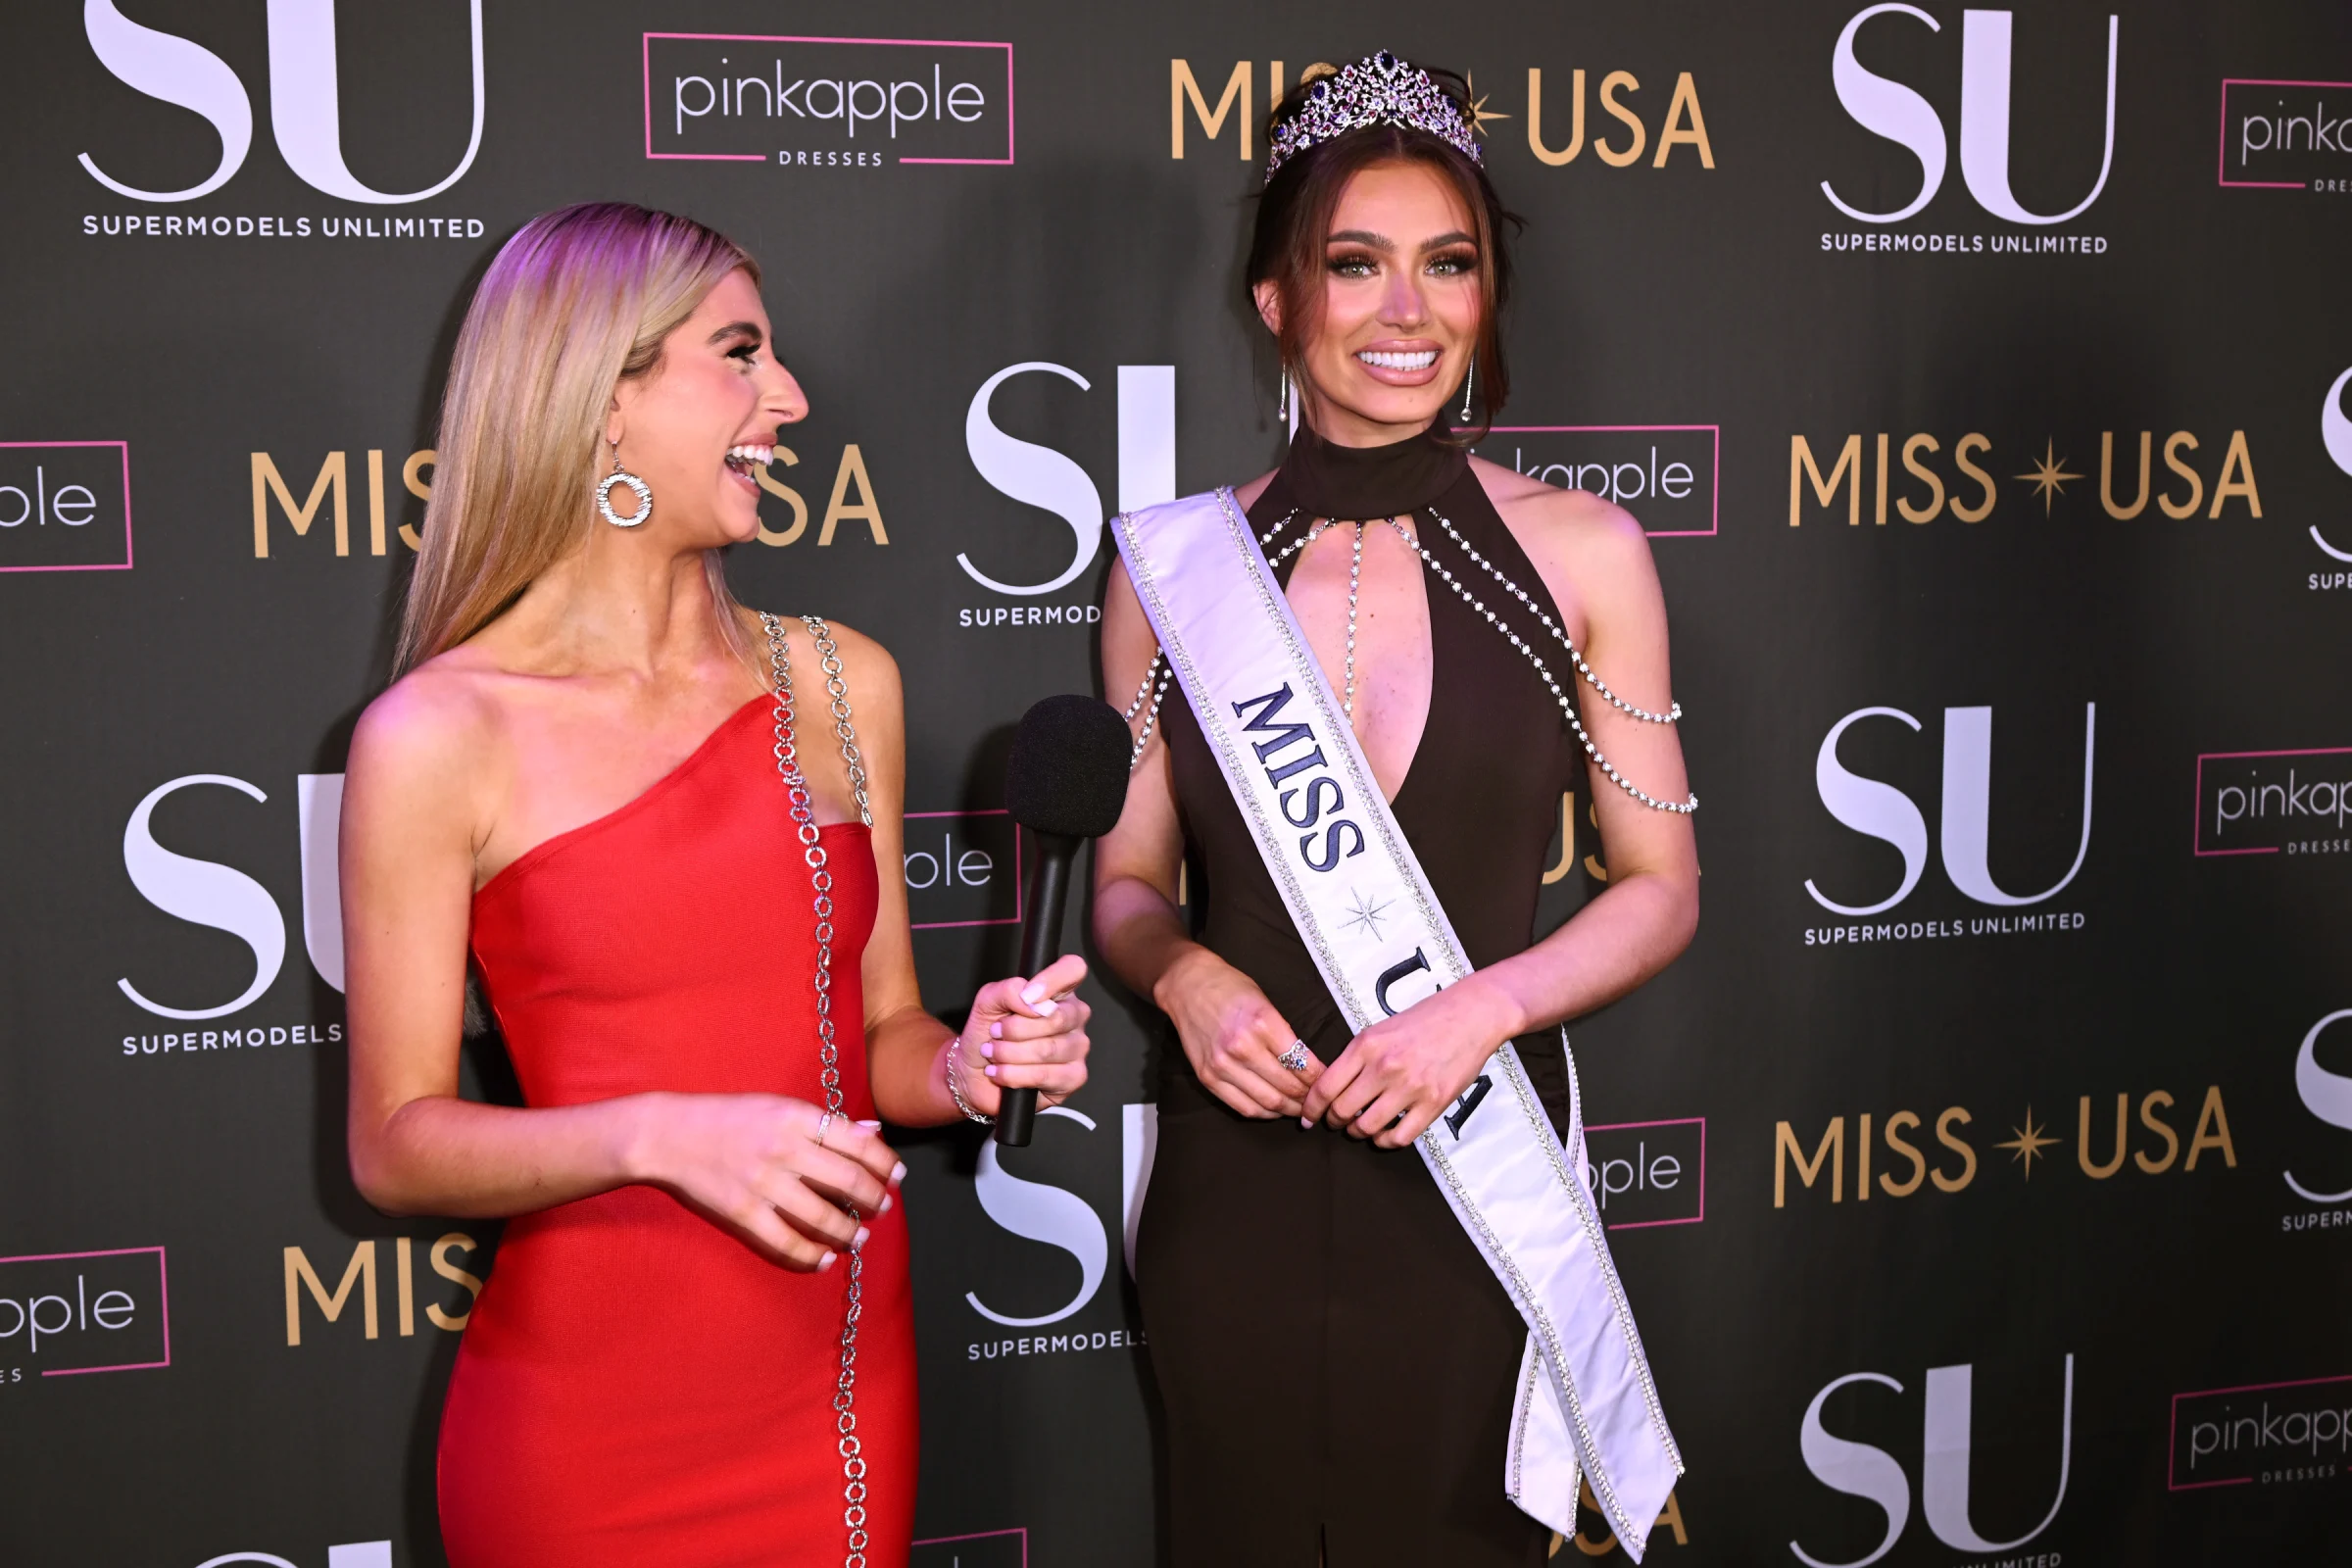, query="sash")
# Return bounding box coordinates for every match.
[1116,488,1683,1557]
